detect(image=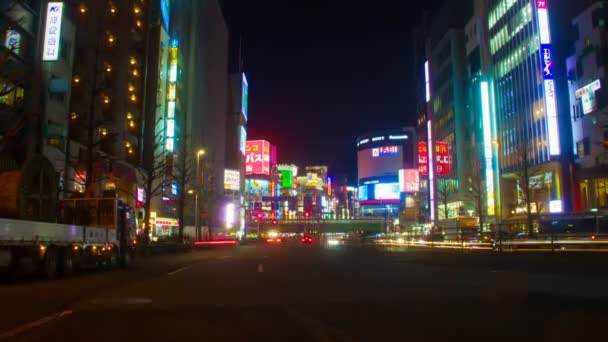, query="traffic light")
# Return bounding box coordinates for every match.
[272,219,277,225]
[304,212,310,219]
[257,212,263,219]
